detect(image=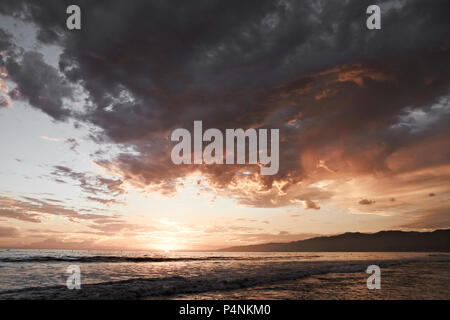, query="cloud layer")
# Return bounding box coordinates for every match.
[0,0,449,237]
